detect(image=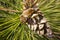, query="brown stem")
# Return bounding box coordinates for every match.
[32,0,39,7]
[0,8,21,12]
